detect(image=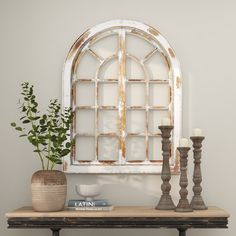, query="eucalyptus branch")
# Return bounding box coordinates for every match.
[11,82,74,170]
[27,100,45,170]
